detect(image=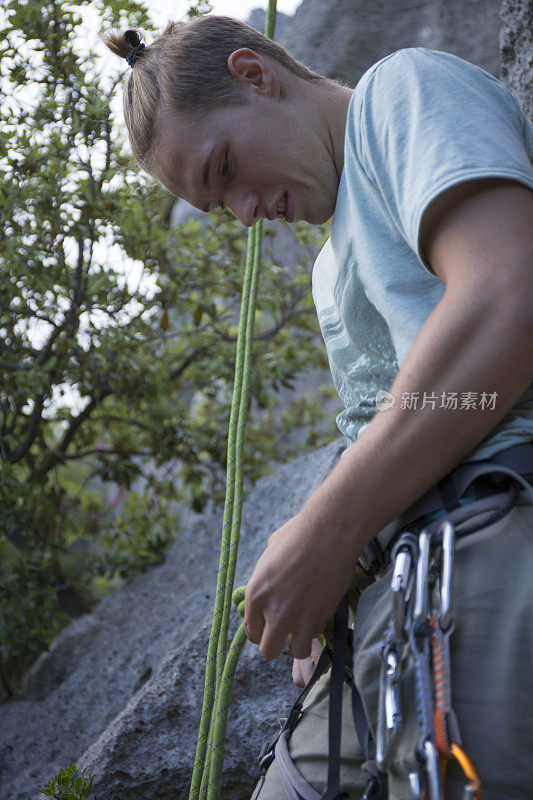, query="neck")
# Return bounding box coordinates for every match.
[319,80,353,178]
[278,63,353,179]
